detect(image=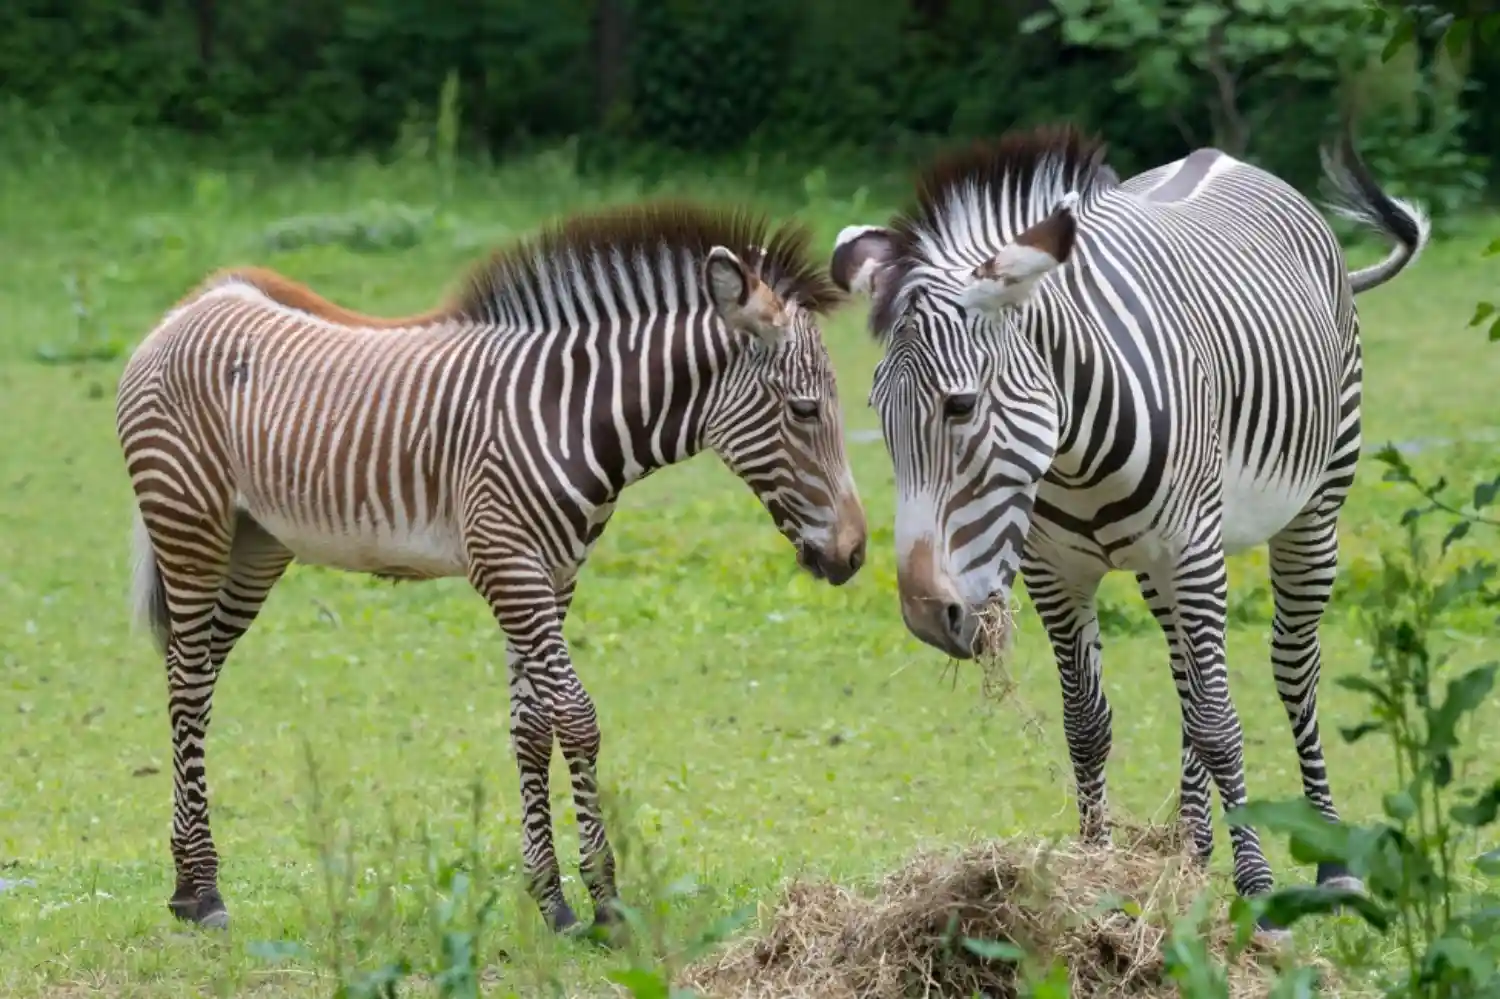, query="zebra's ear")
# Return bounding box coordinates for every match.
[958,193,1079,316]
[830,225,899,298]
[705,245,789,347]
